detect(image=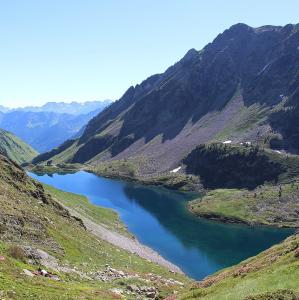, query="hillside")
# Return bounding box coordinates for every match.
[0,154,189,299]
[183,143,299,188]
[188,183,299,228]
[33,23,299,175]
[173,234,299,300]
[0,129,37,164]
[2,143,298,300]
[182,143,299,227]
